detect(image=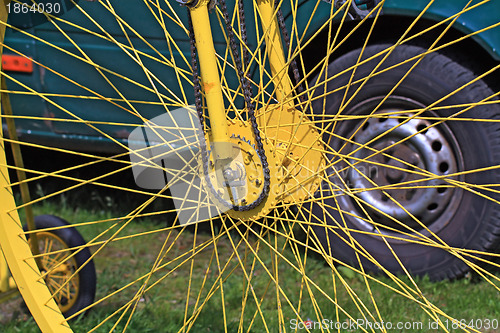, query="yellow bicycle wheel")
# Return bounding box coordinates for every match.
[1,0,500,332]
[27,214,96,318]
